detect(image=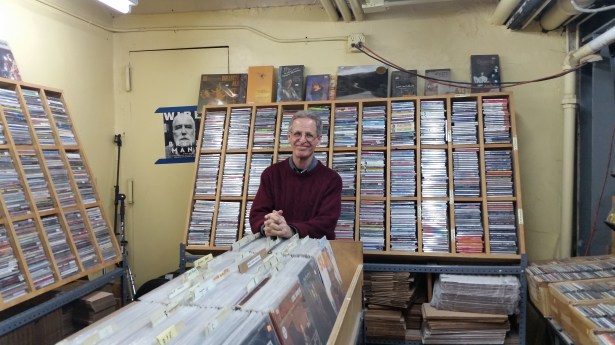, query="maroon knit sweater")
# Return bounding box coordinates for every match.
[250,159,342,240]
